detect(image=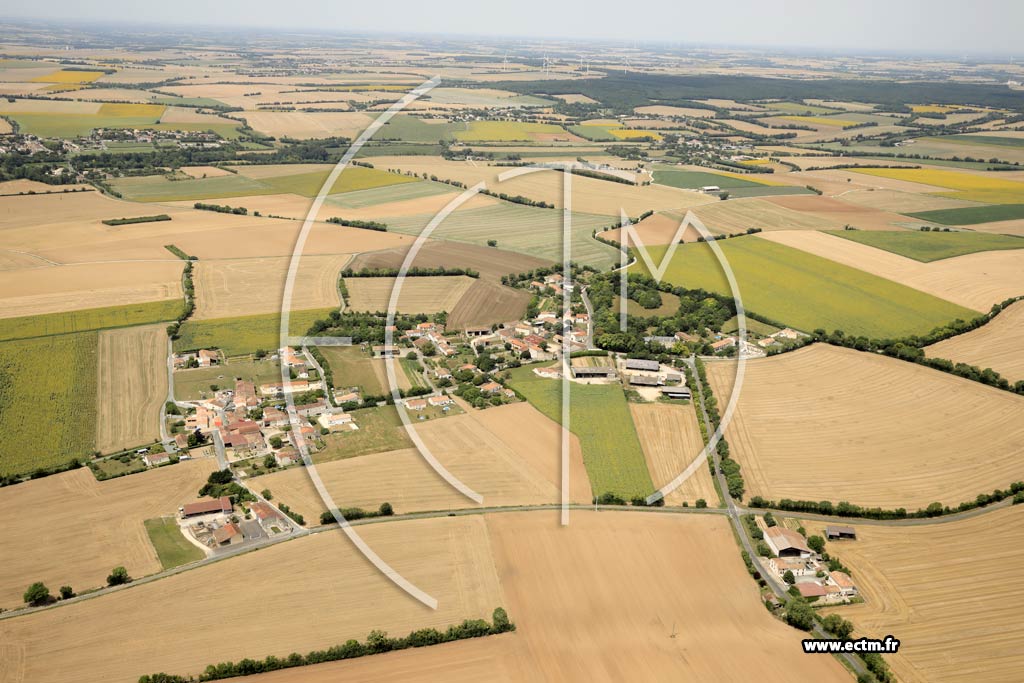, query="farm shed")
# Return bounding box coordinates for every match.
[661,386,692,400]
[825,525,857,541]
[572,366,615,379]
[182,496,233,518]
[628,375,661,387]
[765,527,812,558]
[624,359,660,372]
